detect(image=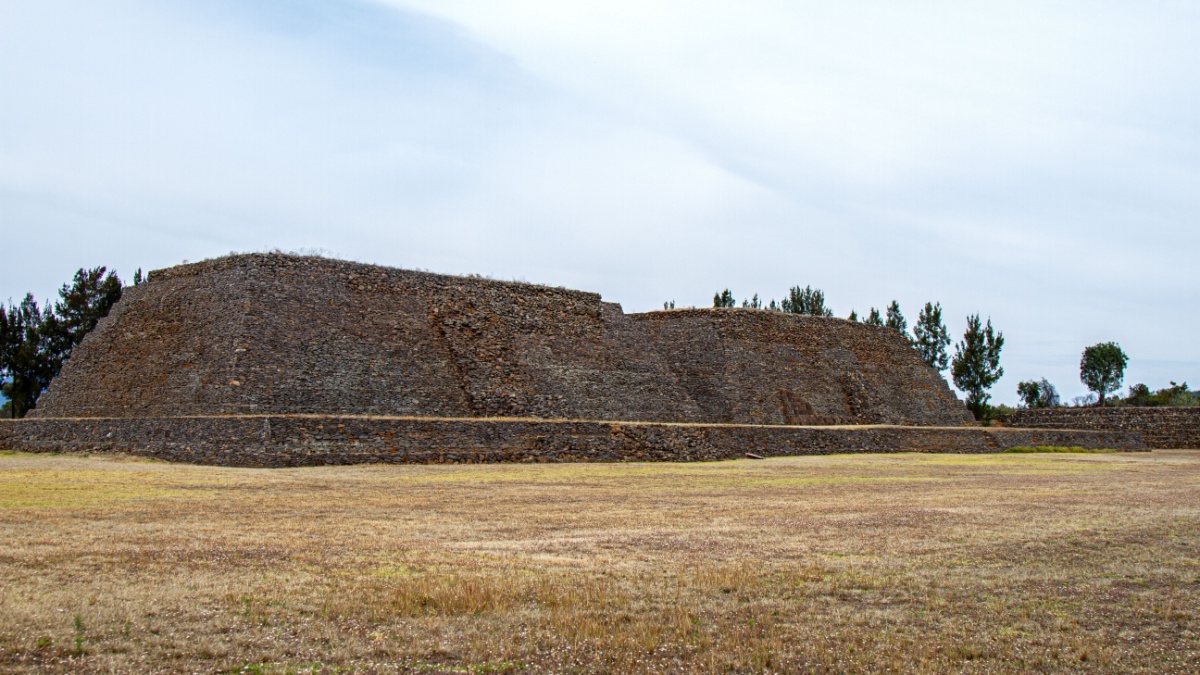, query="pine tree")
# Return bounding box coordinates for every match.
[864,308,884,326]
[912,302,950,371]
[713,289,735,308]
[741,294,762,309]
[951,314,1004,420]
[780,285,833,316]
[848,309,858,322]
[51,267,122,355]
[0,267,123,418]
[885,300,907,335]
[0,295,56,418]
